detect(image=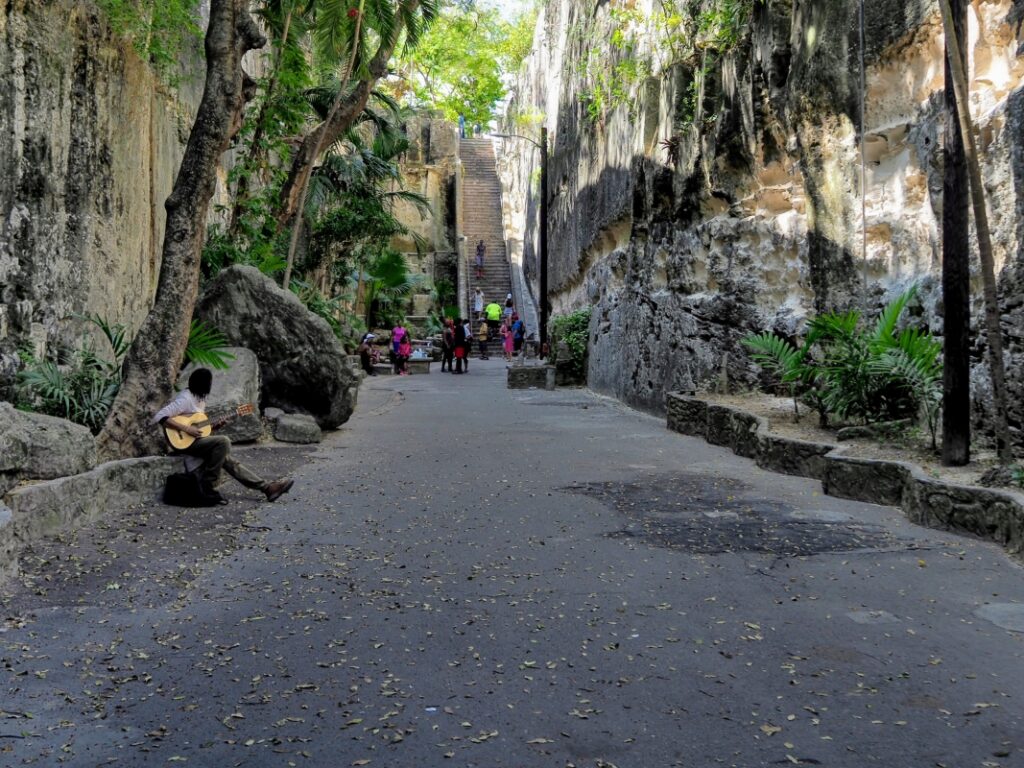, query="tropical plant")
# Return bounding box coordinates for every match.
[741,331,826,424]
[17,315,132,434]
[185,320,235,370]
[550,307,592,383]
[358,248,423,328]
[743,285,943,444]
